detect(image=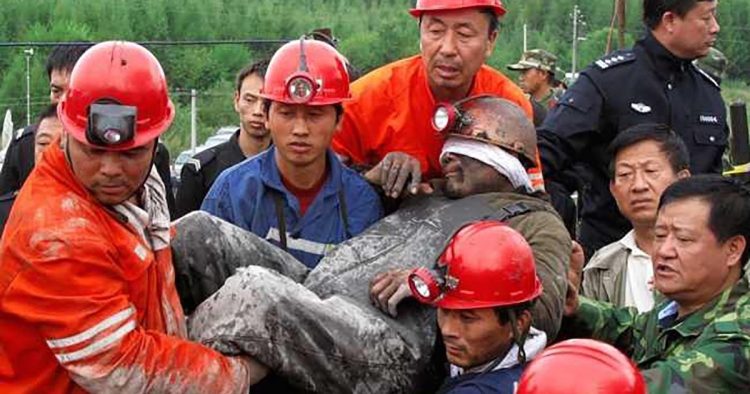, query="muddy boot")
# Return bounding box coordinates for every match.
[171,211,309,314]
